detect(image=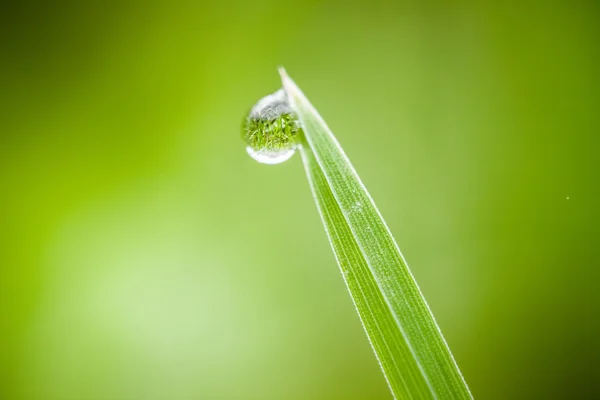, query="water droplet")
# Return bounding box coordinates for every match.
[242,89,300,164]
